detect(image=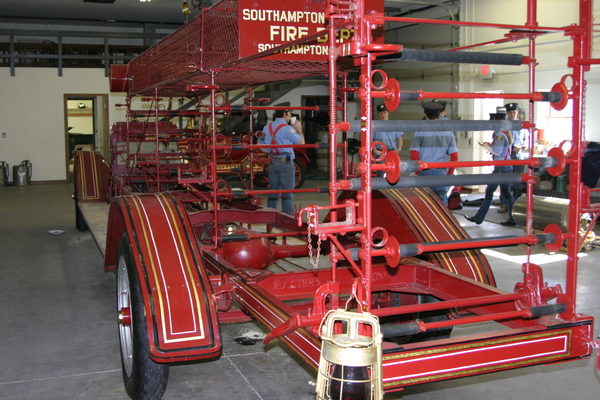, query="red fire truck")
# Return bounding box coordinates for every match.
[74,0,599,399]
